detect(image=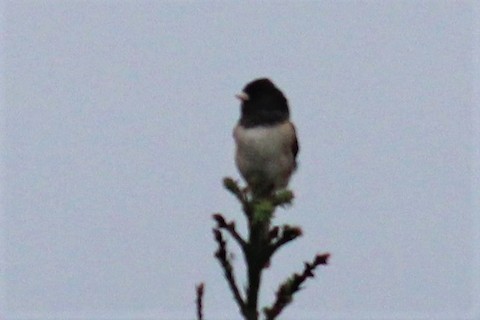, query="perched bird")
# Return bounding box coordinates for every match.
[233,78,299,198]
